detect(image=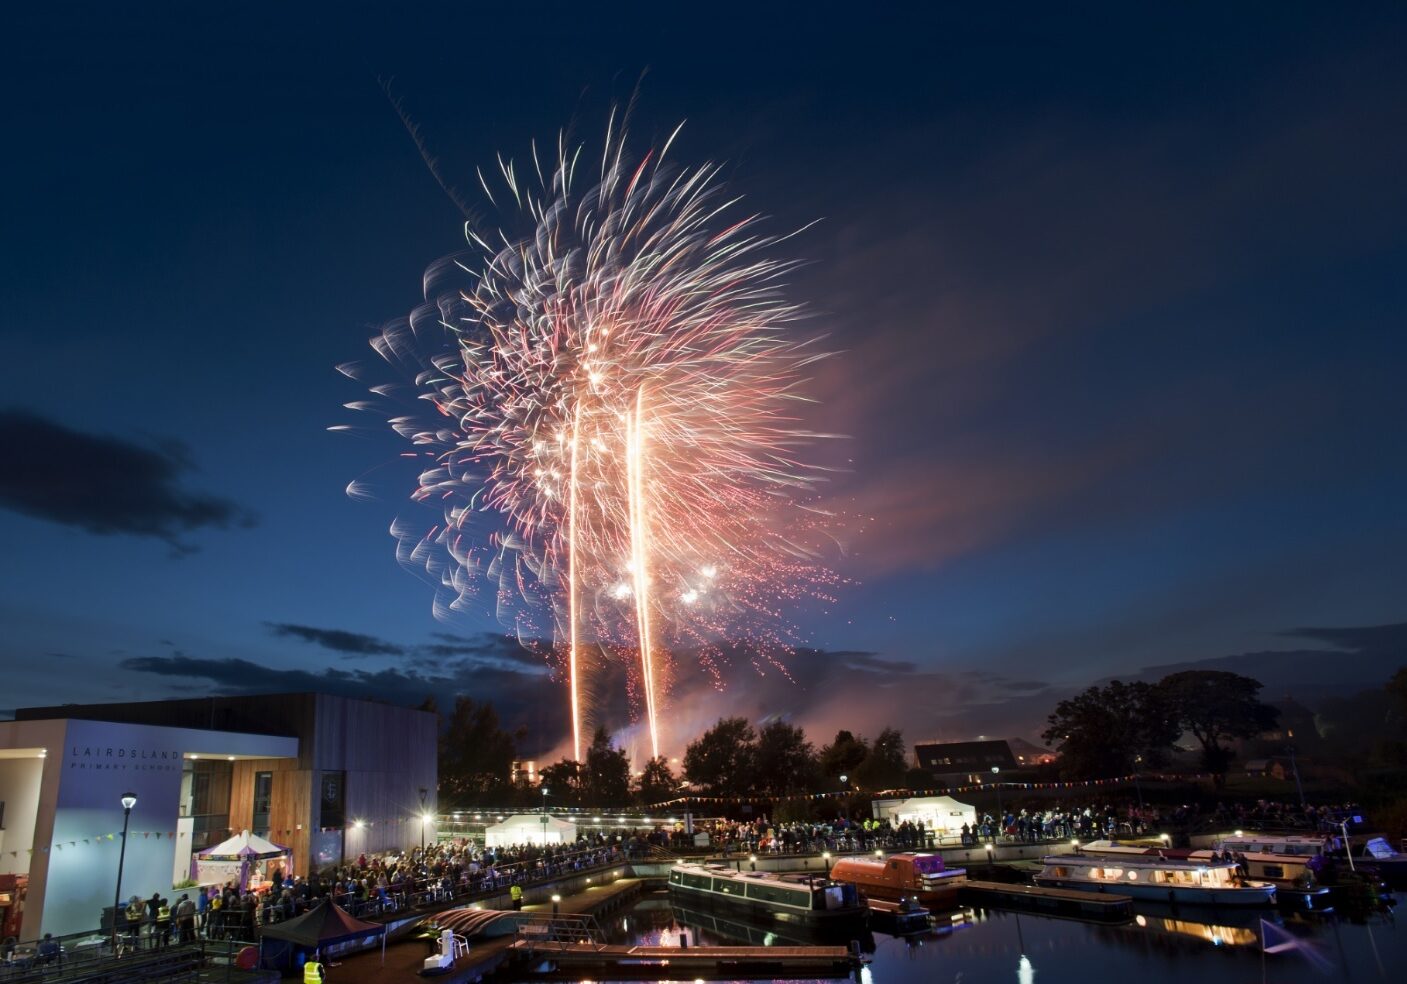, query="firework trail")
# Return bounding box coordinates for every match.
[344,114,835,760]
